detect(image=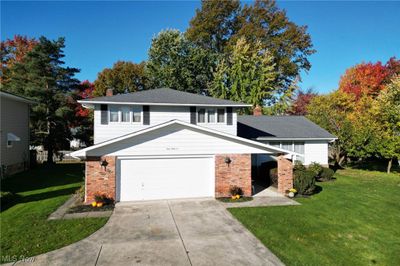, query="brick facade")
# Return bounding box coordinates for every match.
[215,154,252,197]
[277,155,293,194]
[85,156,116,203]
